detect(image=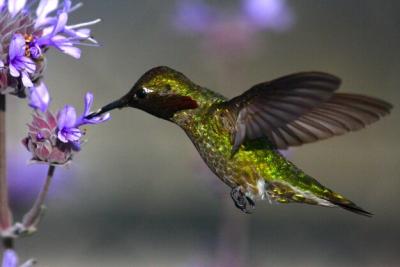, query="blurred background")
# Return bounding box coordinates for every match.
[4,0,400,266]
